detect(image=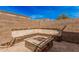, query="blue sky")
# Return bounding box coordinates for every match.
[0,6,79,20]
